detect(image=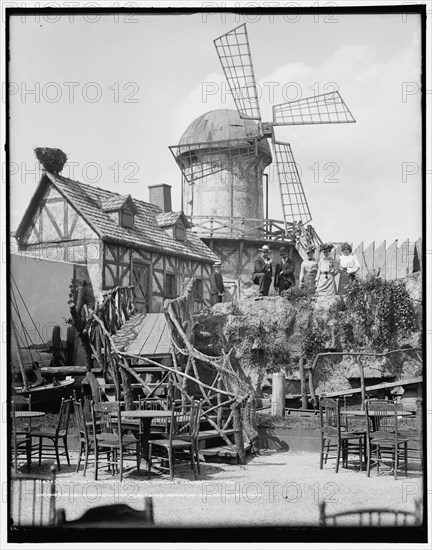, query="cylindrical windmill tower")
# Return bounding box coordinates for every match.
[178,109,272,239]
